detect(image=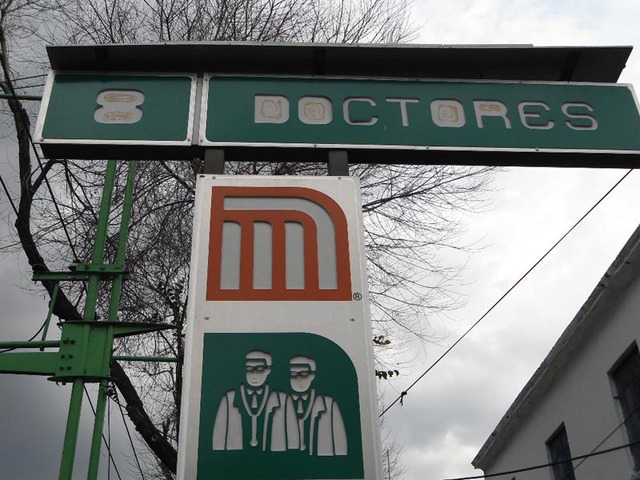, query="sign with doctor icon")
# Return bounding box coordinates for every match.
[212,351,347,455]
[198,332,364,480]
[285,356,347,456]
[212,350,283,451]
